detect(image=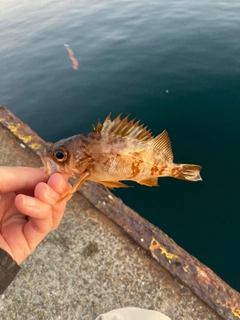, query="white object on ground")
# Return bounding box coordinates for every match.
[95,307,171,320]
